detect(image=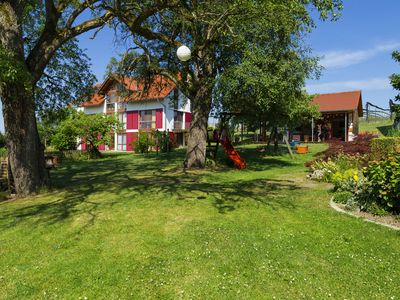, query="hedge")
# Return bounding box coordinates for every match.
[370,137,400,160]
